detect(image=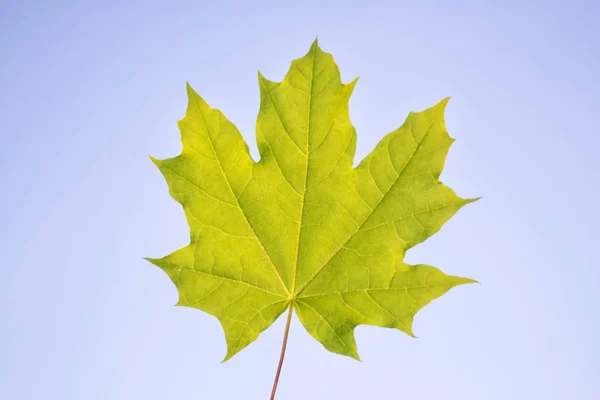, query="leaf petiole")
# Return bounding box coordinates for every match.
[270,301,294,400]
